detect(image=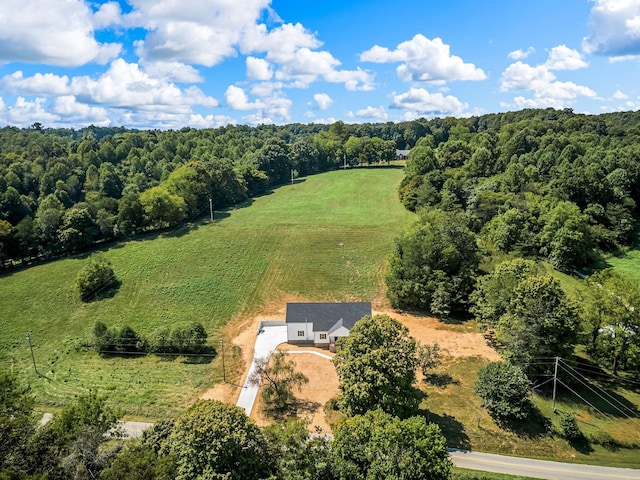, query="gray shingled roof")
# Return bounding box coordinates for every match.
[285,302,372,332]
